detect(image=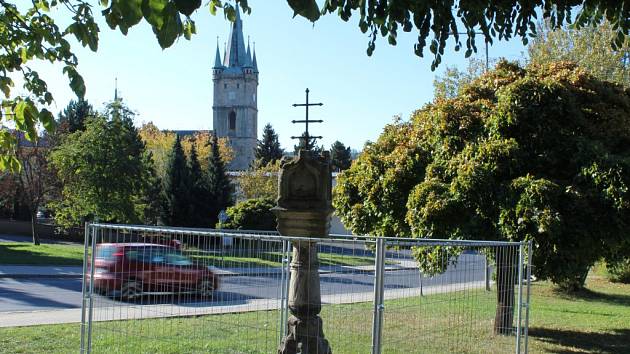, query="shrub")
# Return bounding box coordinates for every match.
[218,198,276,231]
[607,258,630,283]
